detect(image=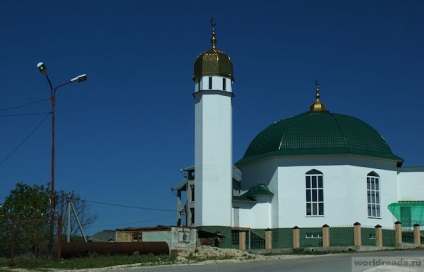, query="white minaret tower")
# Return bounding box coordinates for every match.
[193,21,234,227]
